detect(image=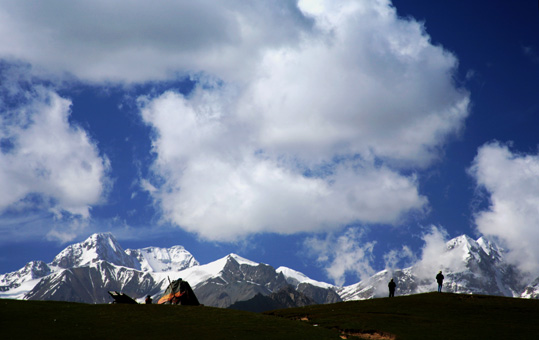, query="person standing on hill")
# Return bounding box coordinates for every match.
[436,271,444,292]
[388,278,396,297]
